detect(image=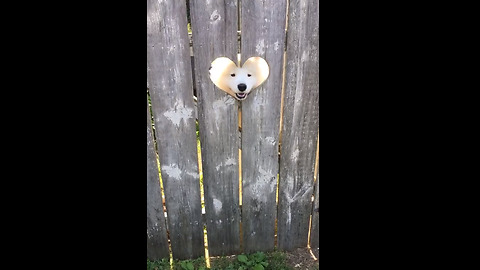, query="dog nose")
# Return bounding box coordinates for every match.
[238,83,247,92]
